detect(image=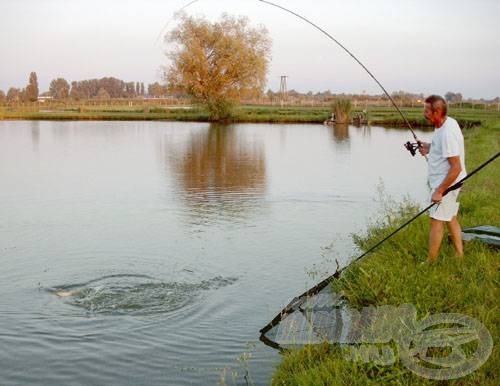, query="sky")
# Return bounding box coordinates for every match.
[1,0,499,99]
